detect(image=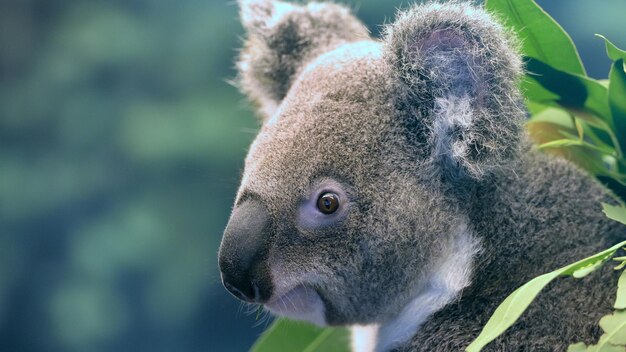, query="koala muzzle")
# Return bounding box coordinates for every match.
[218,199,273,303]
